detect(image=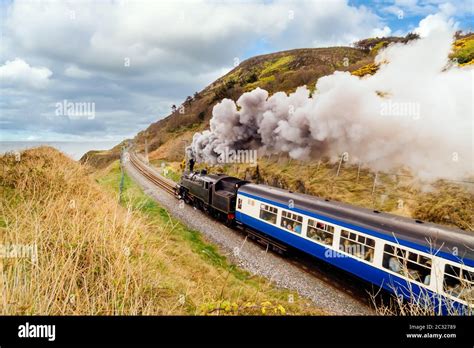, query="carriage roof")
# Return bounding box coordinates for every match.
[238,183,474,261]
